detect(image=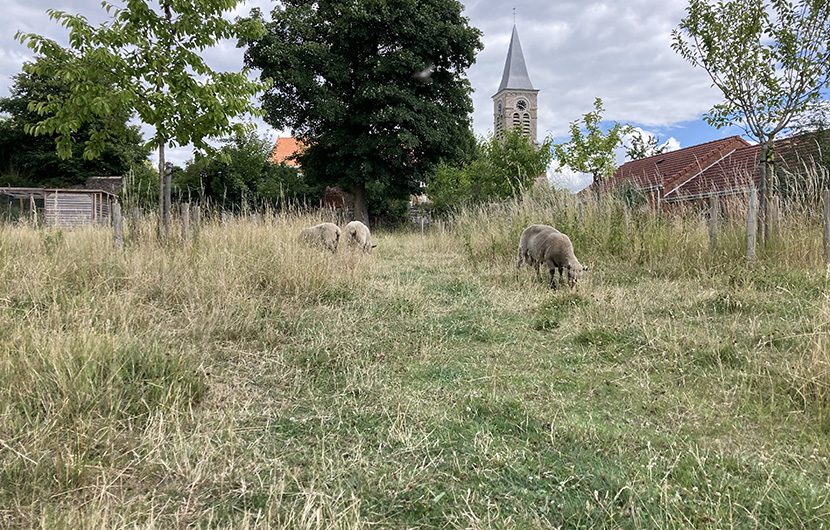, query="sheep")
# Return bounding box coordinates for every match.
[516,224,587,288]
[516,224,560,281]
[345,220,375,253]
[299,222,341,252]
